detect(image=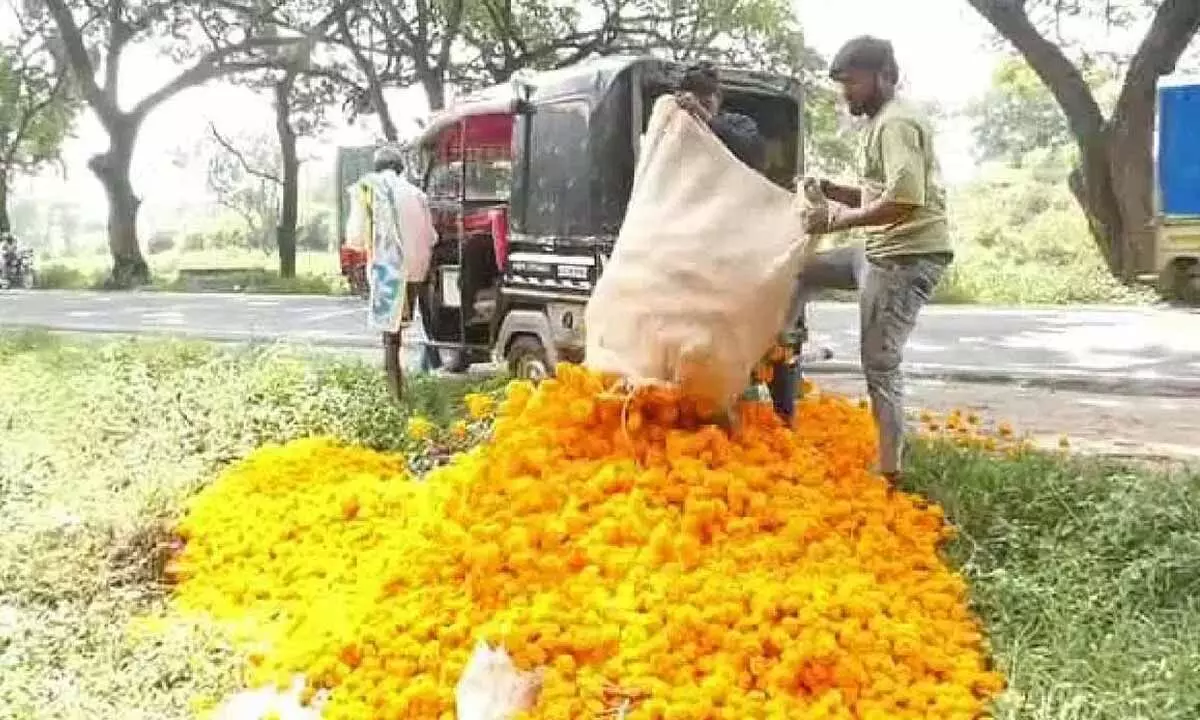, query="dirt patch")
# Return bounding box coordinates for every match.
[811,374,1200,464]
